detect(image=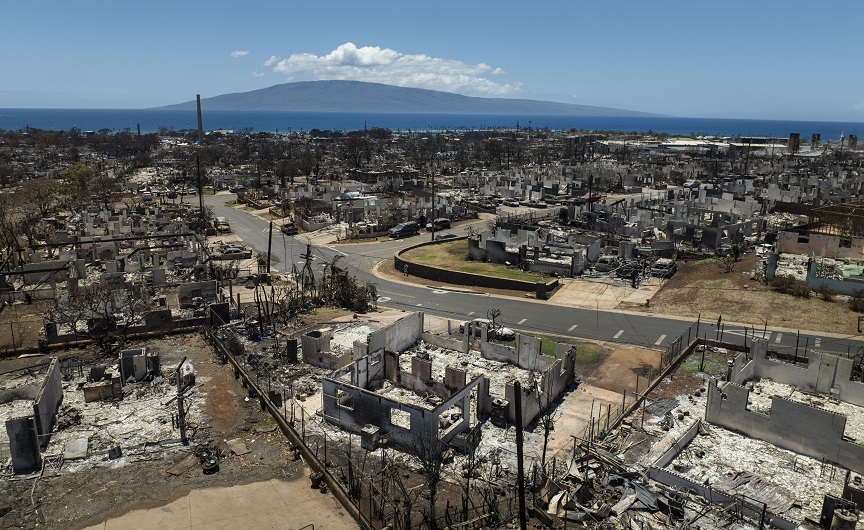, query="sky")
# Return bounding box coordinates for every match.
[1,1,863,122]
